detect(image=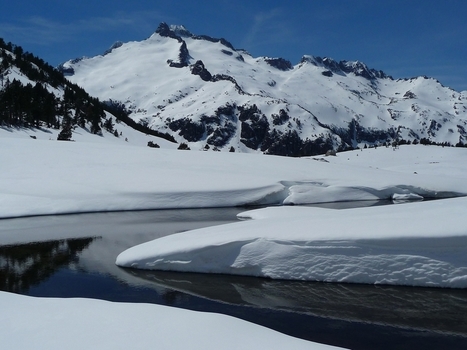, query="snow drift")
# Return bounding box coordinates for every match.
[116,197,467,288]
[1,135,467,219]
